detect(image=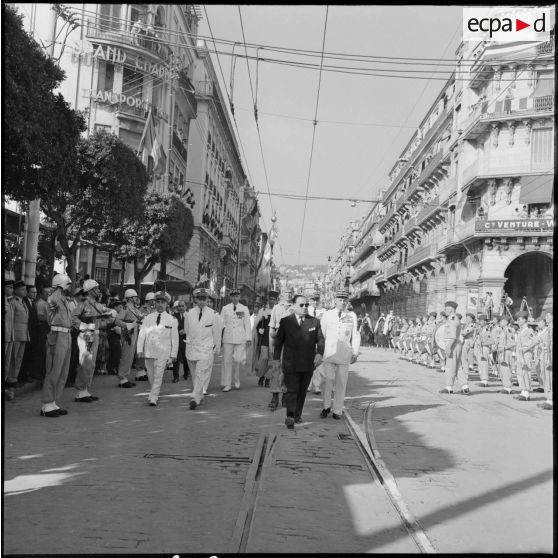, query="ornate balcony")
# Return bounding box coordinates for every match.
[406,242,439,269]
[350,258,381,284]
